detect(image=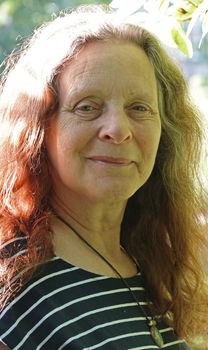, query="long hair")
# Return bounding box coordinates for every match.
[0,5,207,346]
